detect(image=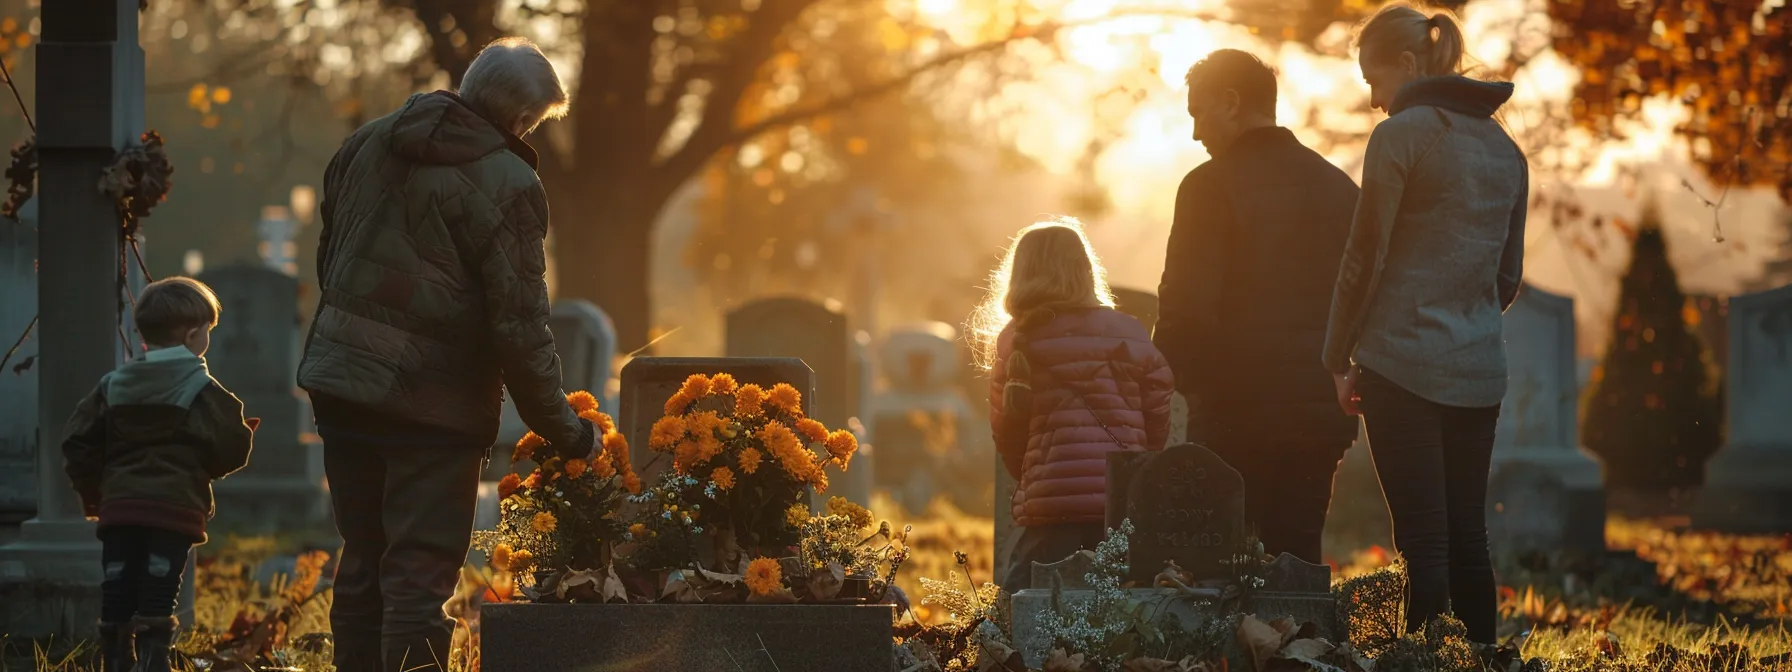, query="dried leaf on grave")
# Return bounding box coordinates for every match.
[808,561,845,600]
[557,568,606,602]
[975,636,1026,672]
[1177,656,1229,672]
[601,564,628,603]
[1043,648,1087,672]
[662,570,702,603]
[1279,638,1337,661]
[746,586,801,603]
[1239,615,1288,672]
